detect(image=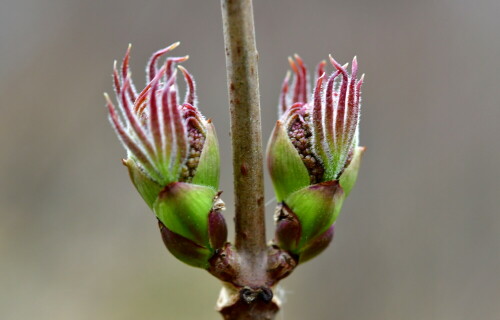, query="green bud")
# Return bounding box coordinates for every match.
[269,55,365,263]
[107,44,227,268]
